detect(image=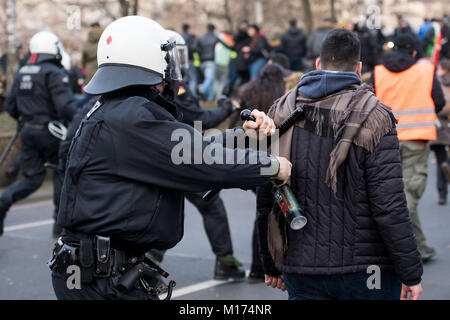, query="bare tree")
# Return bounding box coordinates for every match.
[118,0,139,16]
[4,0,17,92]
[132,0,138,15]
[330,0,336,21]
[119,0,128,16]
[301,0,313,35]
